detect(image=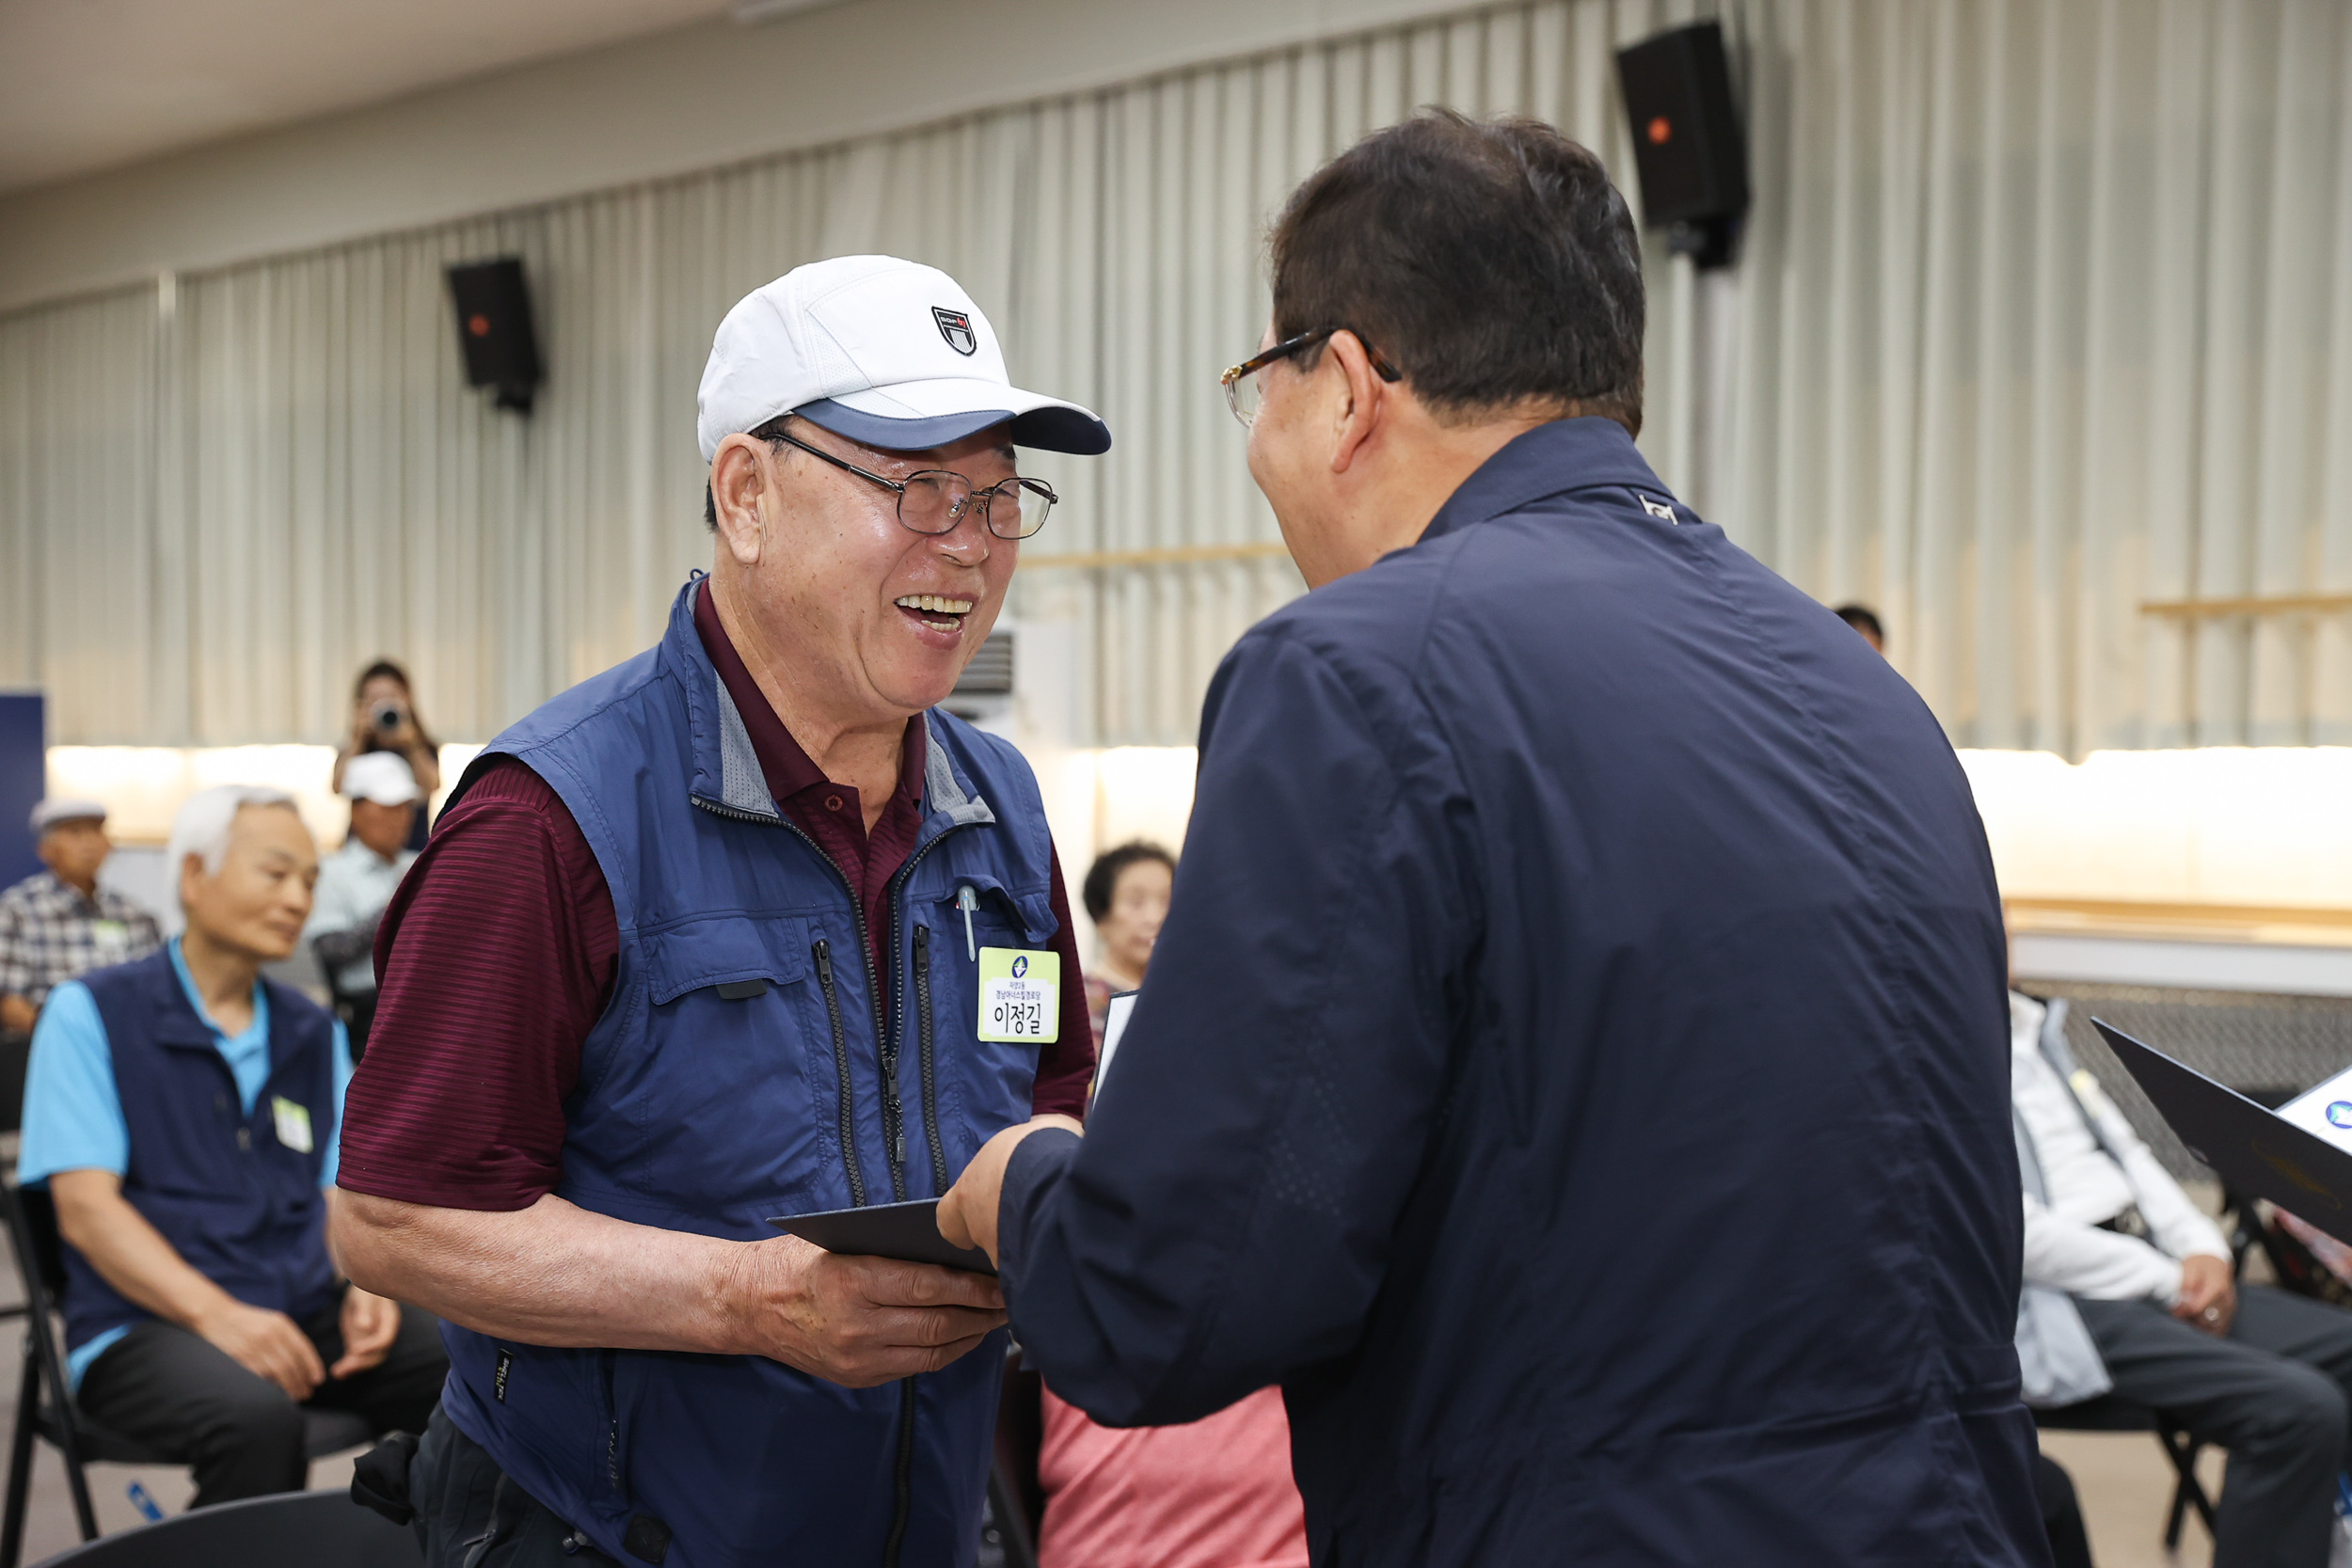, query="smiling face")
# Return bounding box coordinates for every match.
[710,420,1022,726]
[180,803,319,964]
